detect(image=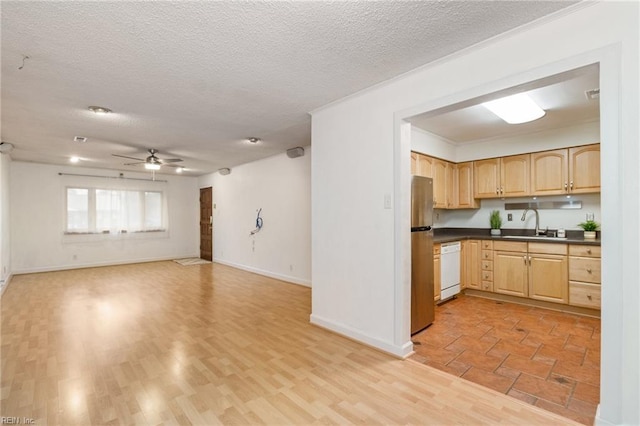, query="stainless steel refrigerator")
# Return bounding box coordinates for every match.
[411,175,435,334]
